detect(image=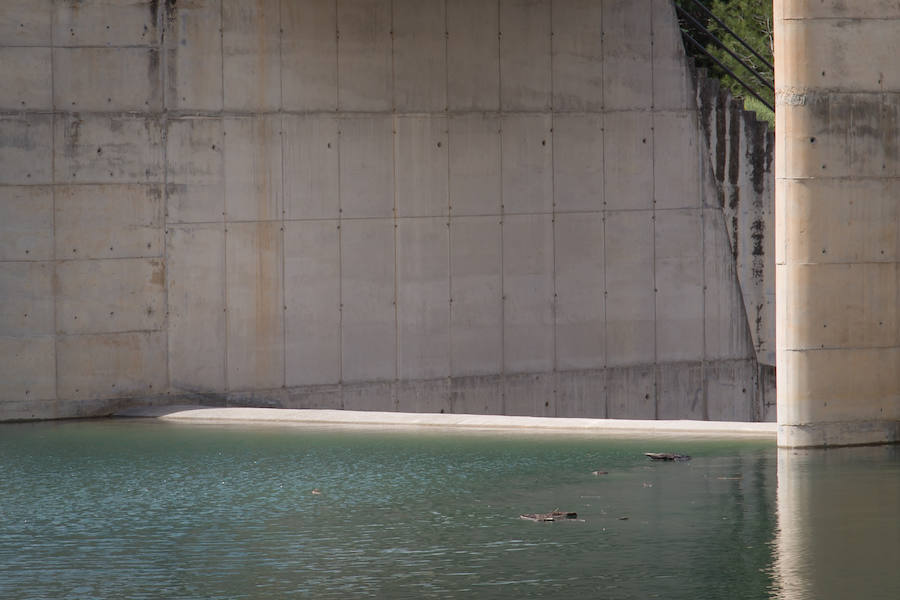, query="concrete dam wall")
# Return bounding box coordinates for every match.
[0,0,774,422]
